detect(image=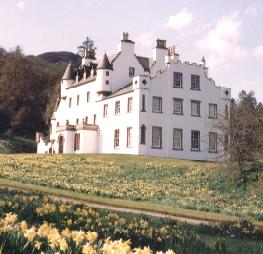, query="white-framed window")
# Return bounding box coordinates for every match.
[115,101,120,115]
[173,128,183,150]
[173,98,183,114]
[114,129,120,148]
[129,67,135,77]
[191,75,200,90]
[127,97,133,113]
[209,104,217,118]
[173,72,183,88]
[152,126,162,149]
[127,127,132,148]
[209,132,217,153]
[69,98,72,108]
[191,100,201,116]
[152,96,162,113]
[77,95,80,106]
[103,104,108,117]
[191,130,200,151]
[87,92,90,102]
[74,133,80,151]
